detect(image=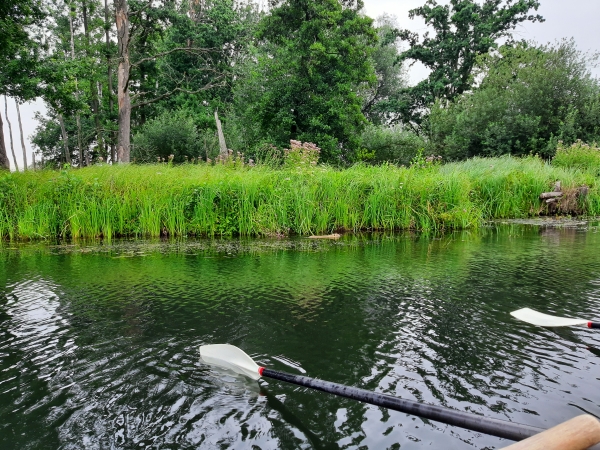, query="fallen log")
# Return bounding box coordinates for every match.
[308,233,341,240]
[540,192,563,199]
